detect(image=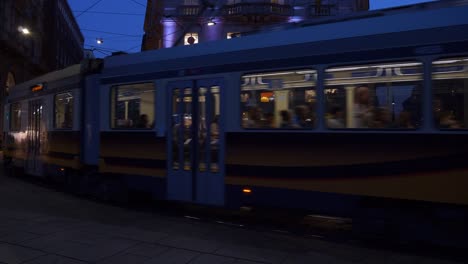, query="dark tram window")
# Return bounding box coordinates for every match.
[325,62,423,129]
[432,57,468,129]
[111,82,155,129]
[240,70,317,129]
[54,92,74,129]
